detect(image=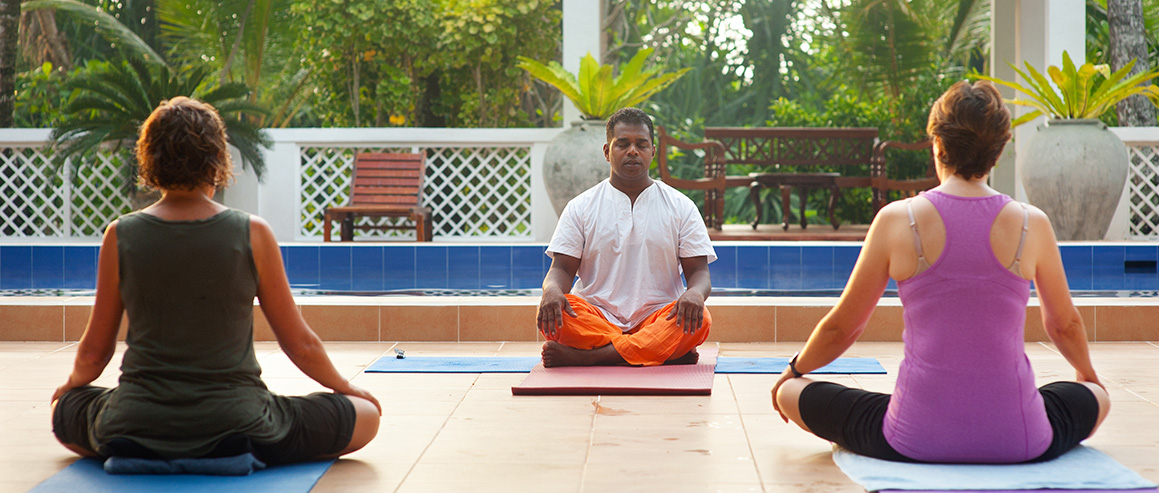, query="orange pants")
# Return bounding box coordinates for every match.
[545,294,711,366]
